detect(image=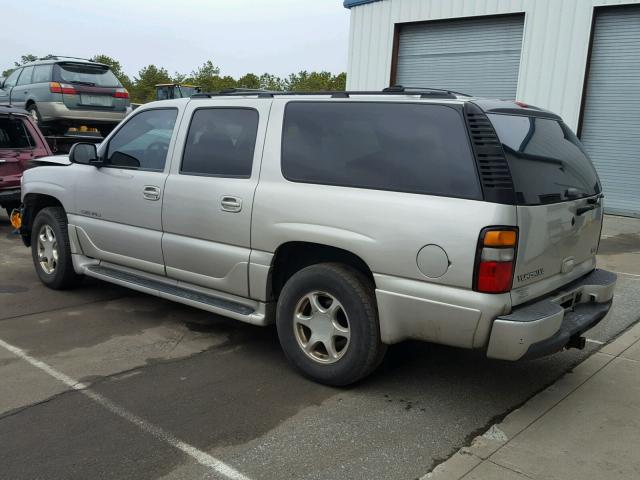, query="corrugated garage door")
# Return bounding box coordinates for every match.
[395,15,524,98]
[580,6,640,217]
